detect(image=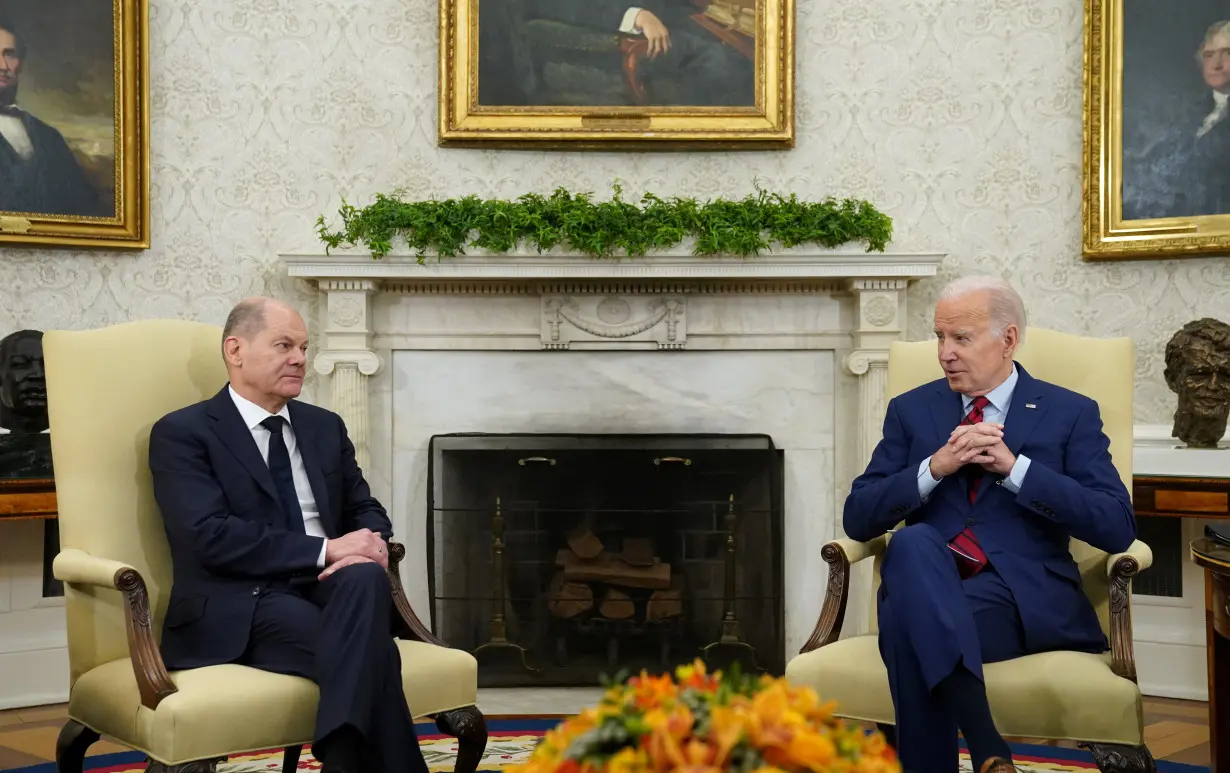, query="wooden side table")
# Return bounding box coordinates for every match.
[1191,537,1230,772]
[0,477,56,520]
